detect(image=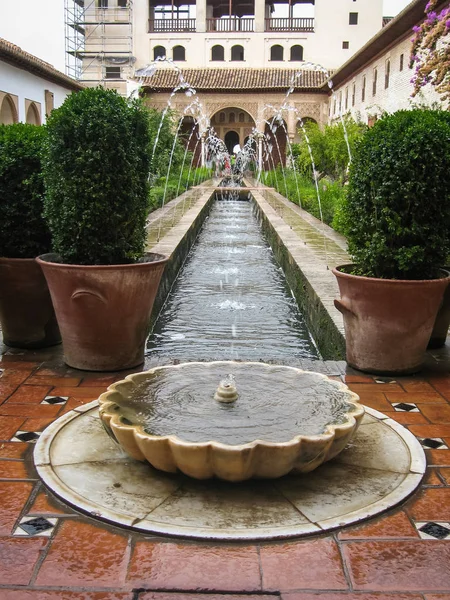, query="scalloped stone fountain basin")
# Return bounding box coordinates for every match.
[99,361,364,482]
